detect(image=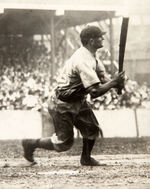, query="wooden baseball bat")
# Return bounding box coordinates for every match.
[118,17,129,95]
